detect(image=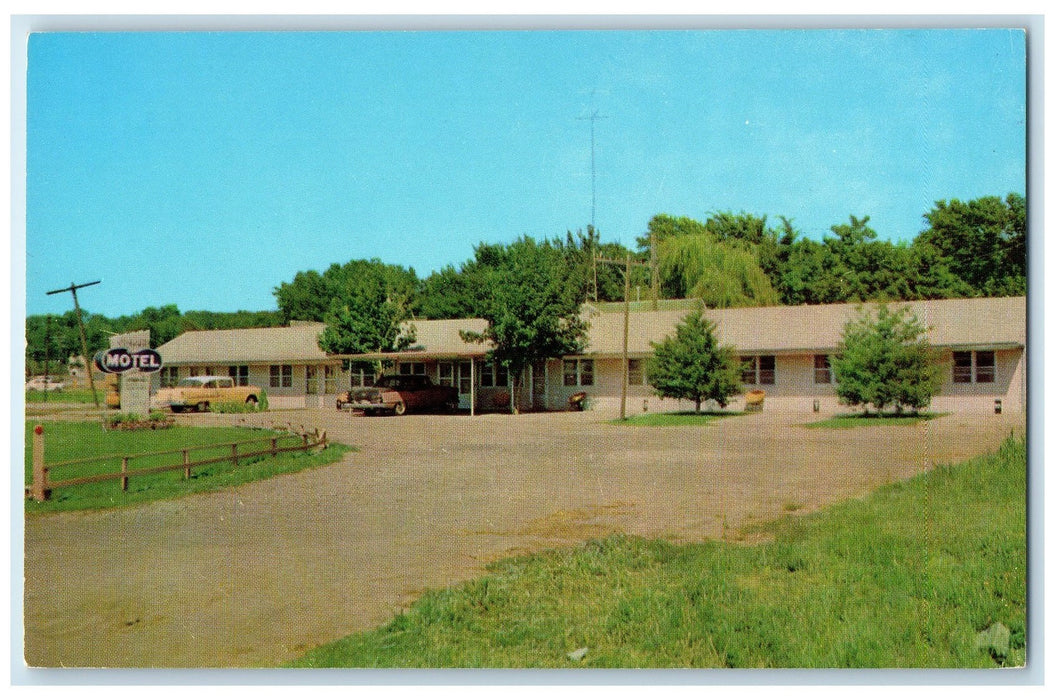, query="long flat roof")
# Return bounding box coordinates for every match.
[158,318,493,365]
[156,297,1025,365]
[581,296,1026,357]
